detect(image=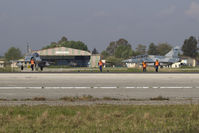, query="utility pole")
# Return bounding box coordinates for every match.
[27,42,29,54]
[27,42,32,54]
